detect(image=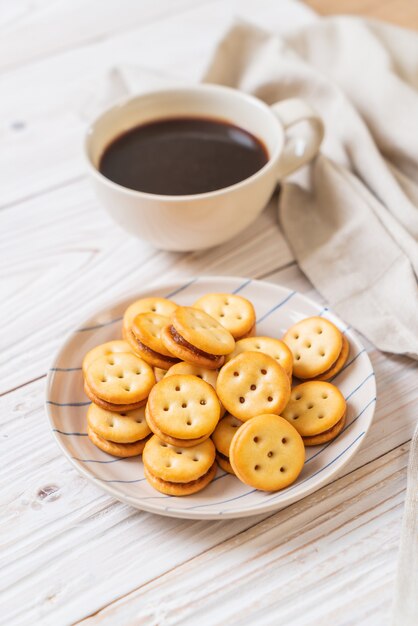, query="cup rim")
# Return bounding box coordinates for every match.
[85,84,283,202]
